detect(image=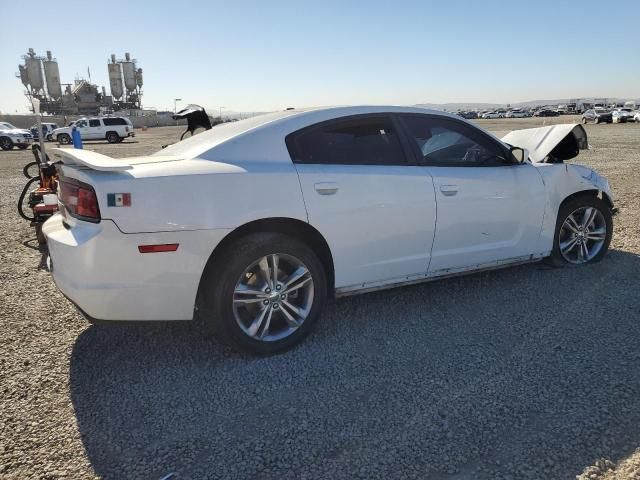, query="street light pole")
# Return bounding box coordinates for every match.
[173,98,182,114]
